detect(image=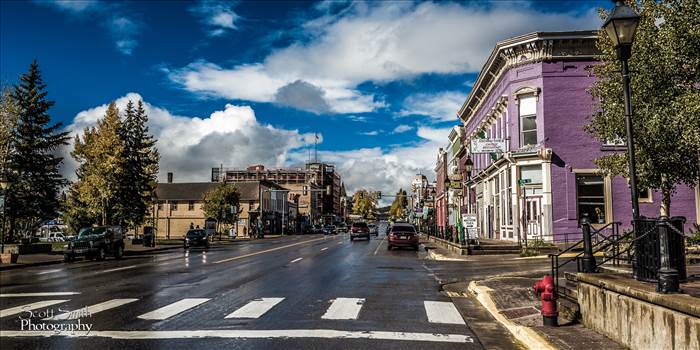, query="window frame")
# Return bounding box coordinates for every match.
[188,200,195,211]
[518,95,538,147]
[171,201,178,211]
[573,170,613,226]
